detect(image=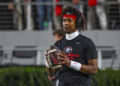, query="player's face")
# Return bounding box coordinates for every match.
[63,17,77,34]
[54,34,63,42]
